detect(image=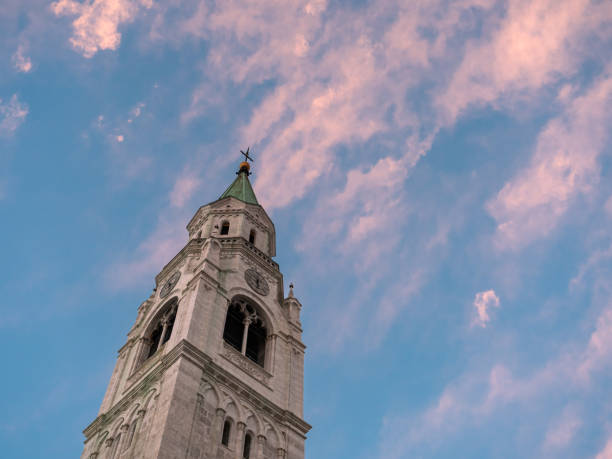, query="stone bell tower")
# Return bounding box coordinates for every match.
[81,156,310,459]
